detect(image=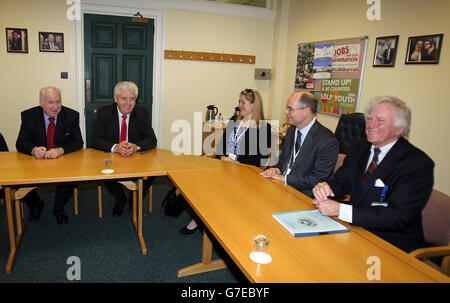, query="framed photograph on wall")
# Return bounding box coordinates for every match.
[6,28,28,53]
[405,34,443,64]
[39,32,64,52]
[373,35,399,67]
